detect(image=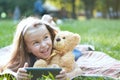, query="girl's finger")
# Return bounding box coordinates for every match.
[56,70,67,79]
[24,62,29,68]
